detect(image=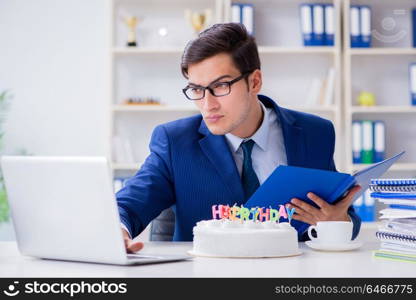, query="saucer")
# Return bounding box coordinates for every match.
[305,240,363,252]
[187,250,303,258]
